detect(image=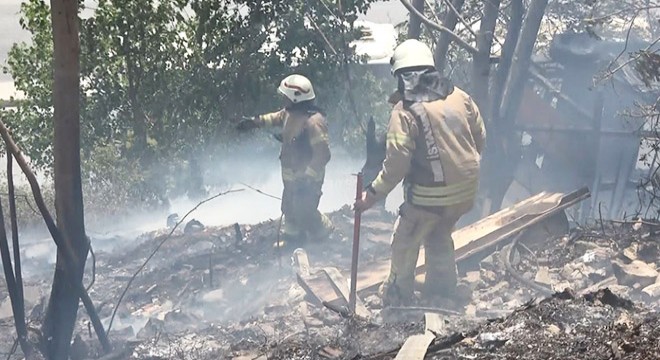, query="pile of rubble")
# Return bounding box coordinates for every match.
[1,200,660,359]
[461,221,660,320]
